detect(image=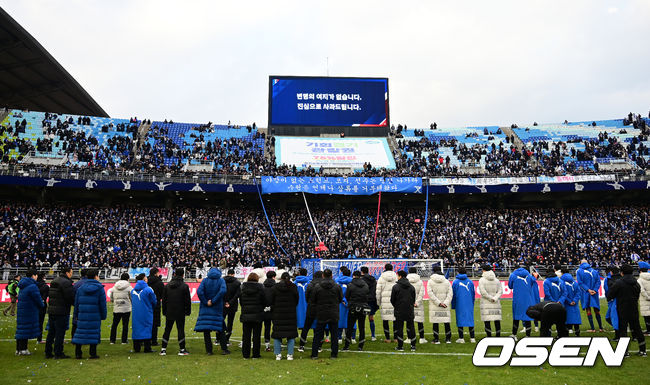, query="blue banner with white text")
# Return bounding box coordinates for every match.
[261,176,423,195]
